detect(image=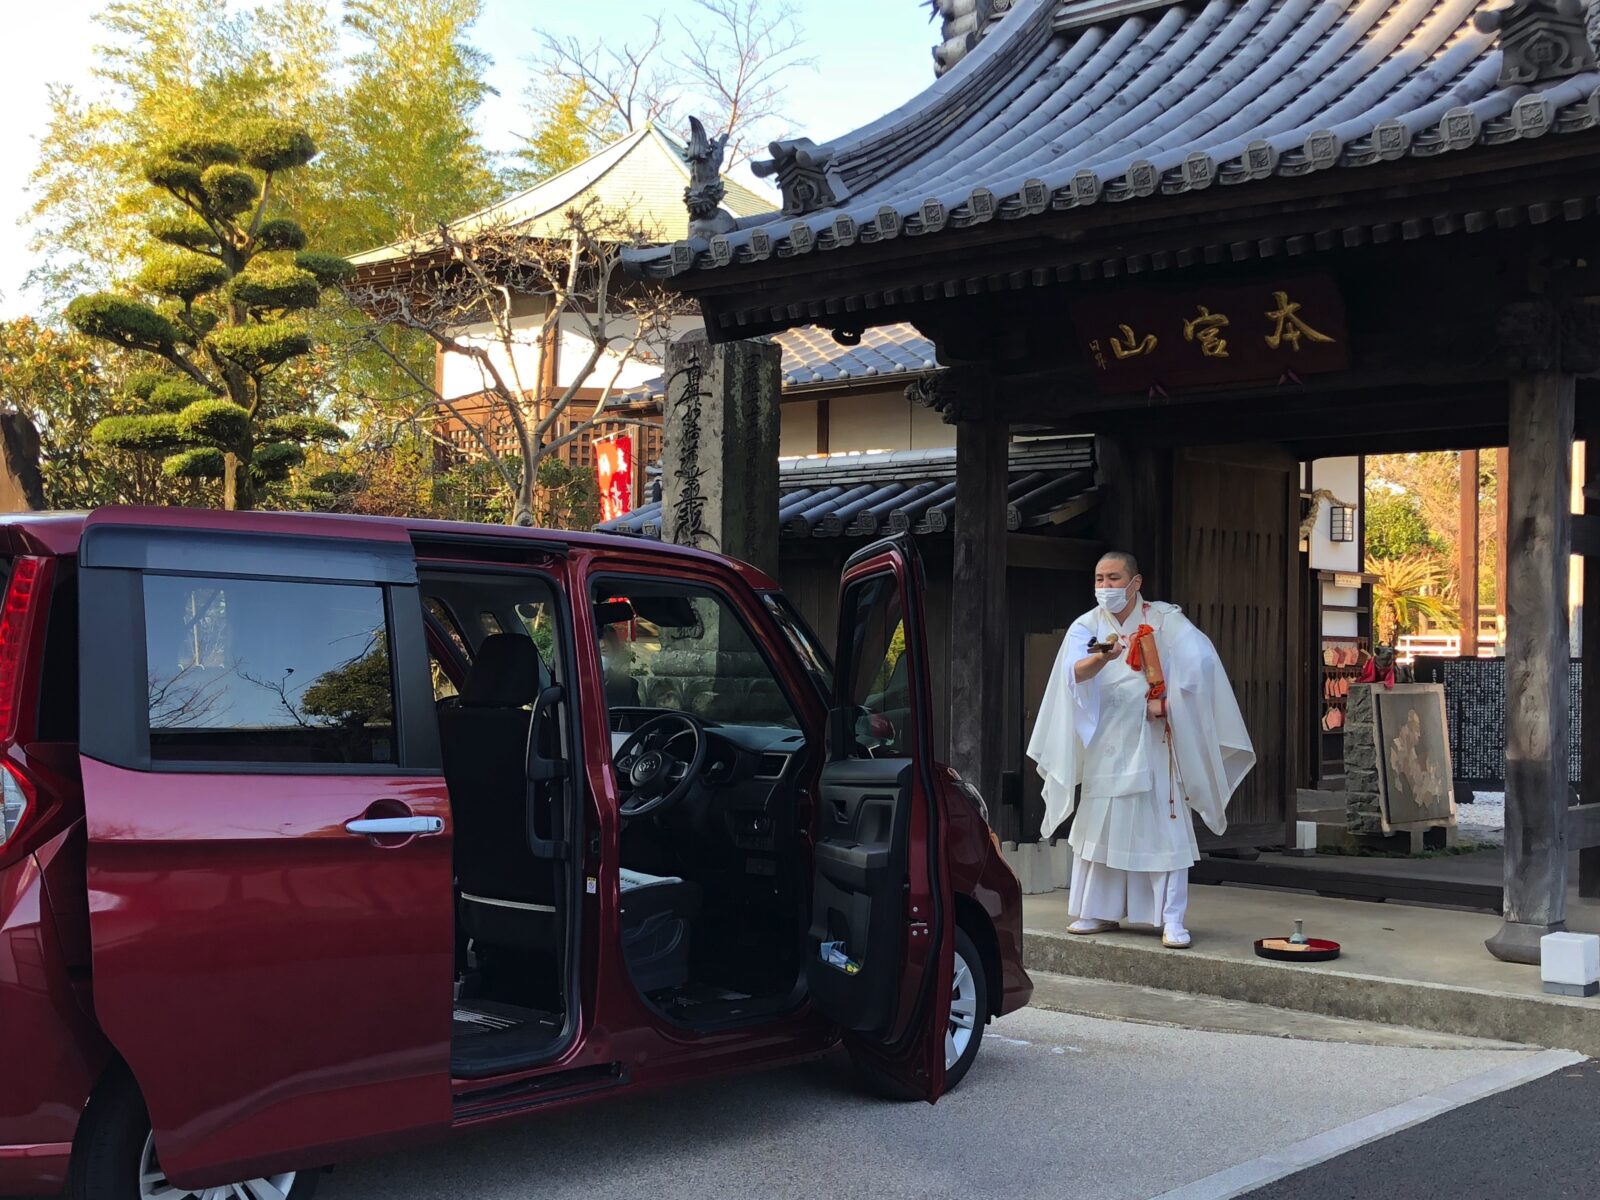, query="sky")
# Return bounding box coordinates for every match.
[0,0,936,318]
